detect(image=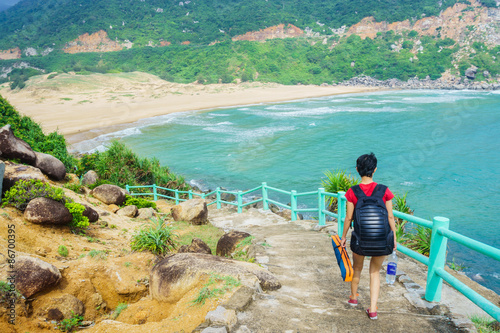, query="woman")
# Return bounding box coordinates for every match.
[340,152,397,320]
